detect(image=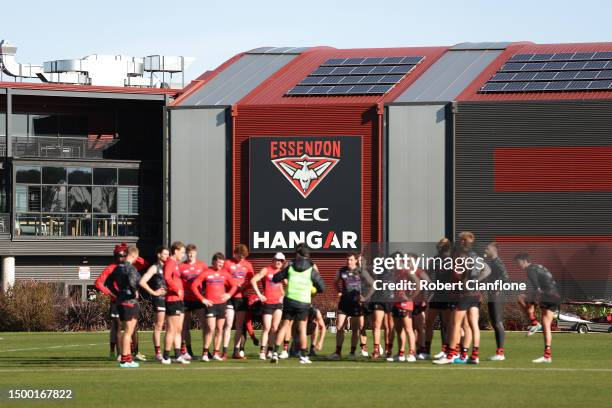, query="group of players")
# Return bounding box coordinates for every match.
[95,231,560,368]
